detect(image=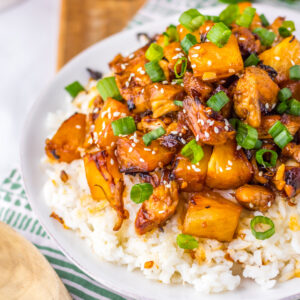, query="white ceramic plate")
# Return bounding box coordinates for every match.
[21,4,300,300]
